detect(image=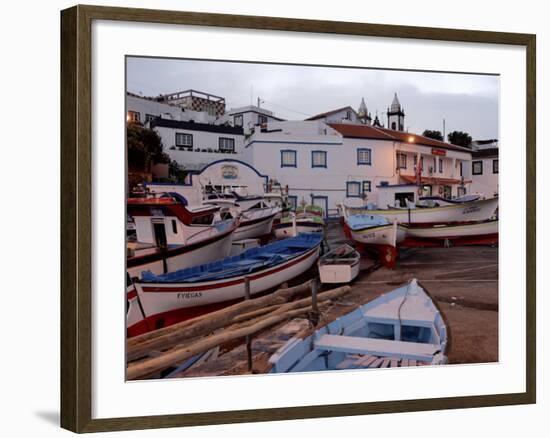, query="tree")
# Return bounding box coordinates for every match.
[127,124,169,172]
[447,131,473,148]
[169,160,187,183]
[422,130,443,141]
